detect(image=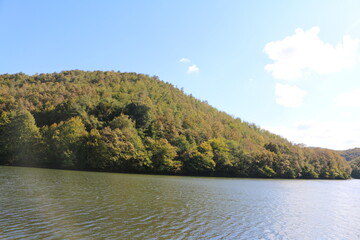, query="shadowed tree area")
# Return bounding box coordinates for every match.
[0,70,352,179]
